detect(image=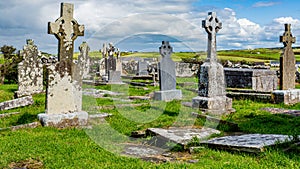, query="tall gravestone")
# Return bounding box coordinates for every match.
[272,24,300,104]
[38,3,88,127]
[192,12,233,114]
[15,39,43,98]
[154,41,182,101]
[280,24,296,90]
